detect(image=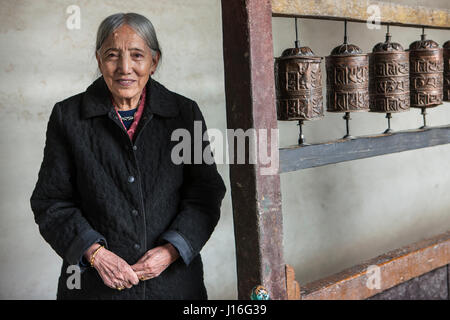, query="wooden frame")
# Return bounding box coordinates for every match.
[221,0,450,300]
[271,0,450,29]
